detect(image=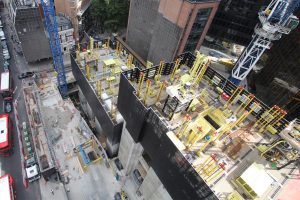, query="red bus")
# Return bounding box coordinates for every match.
[0,174,16,200]
[0,114,12,156]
